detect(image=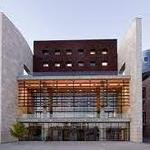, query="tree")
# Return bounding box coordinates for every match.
[10,122,27,140]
